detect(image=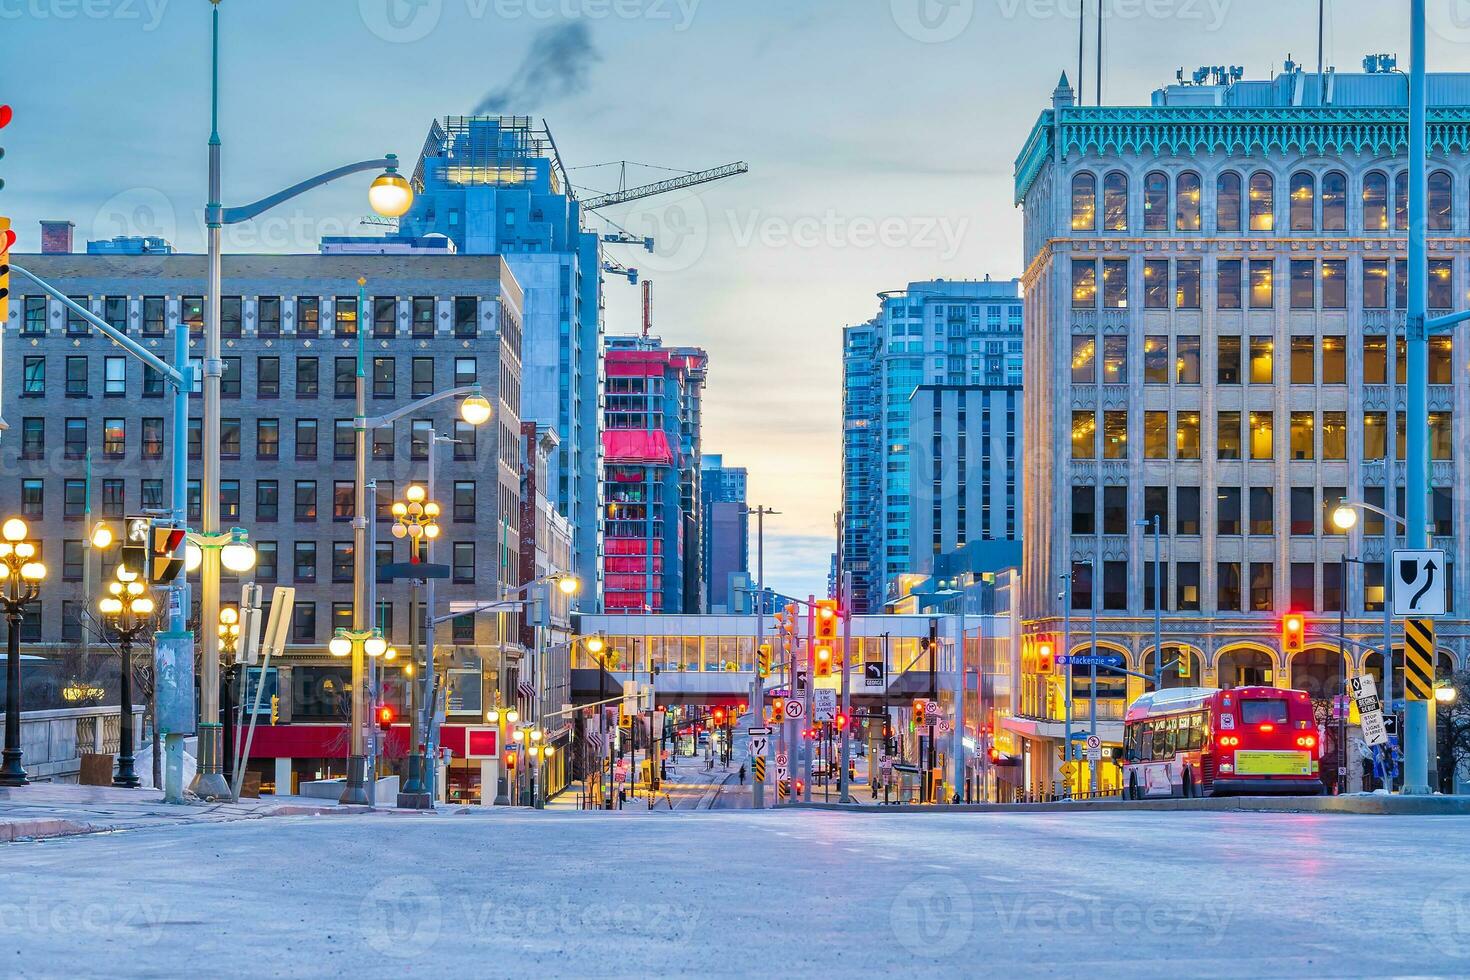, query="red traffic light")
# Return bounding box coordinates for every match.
[713,707,726,724]
[376,704,396,731]
[835,713,848,731]
[1282,613,1306,653]
[1037,641,1055,674]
